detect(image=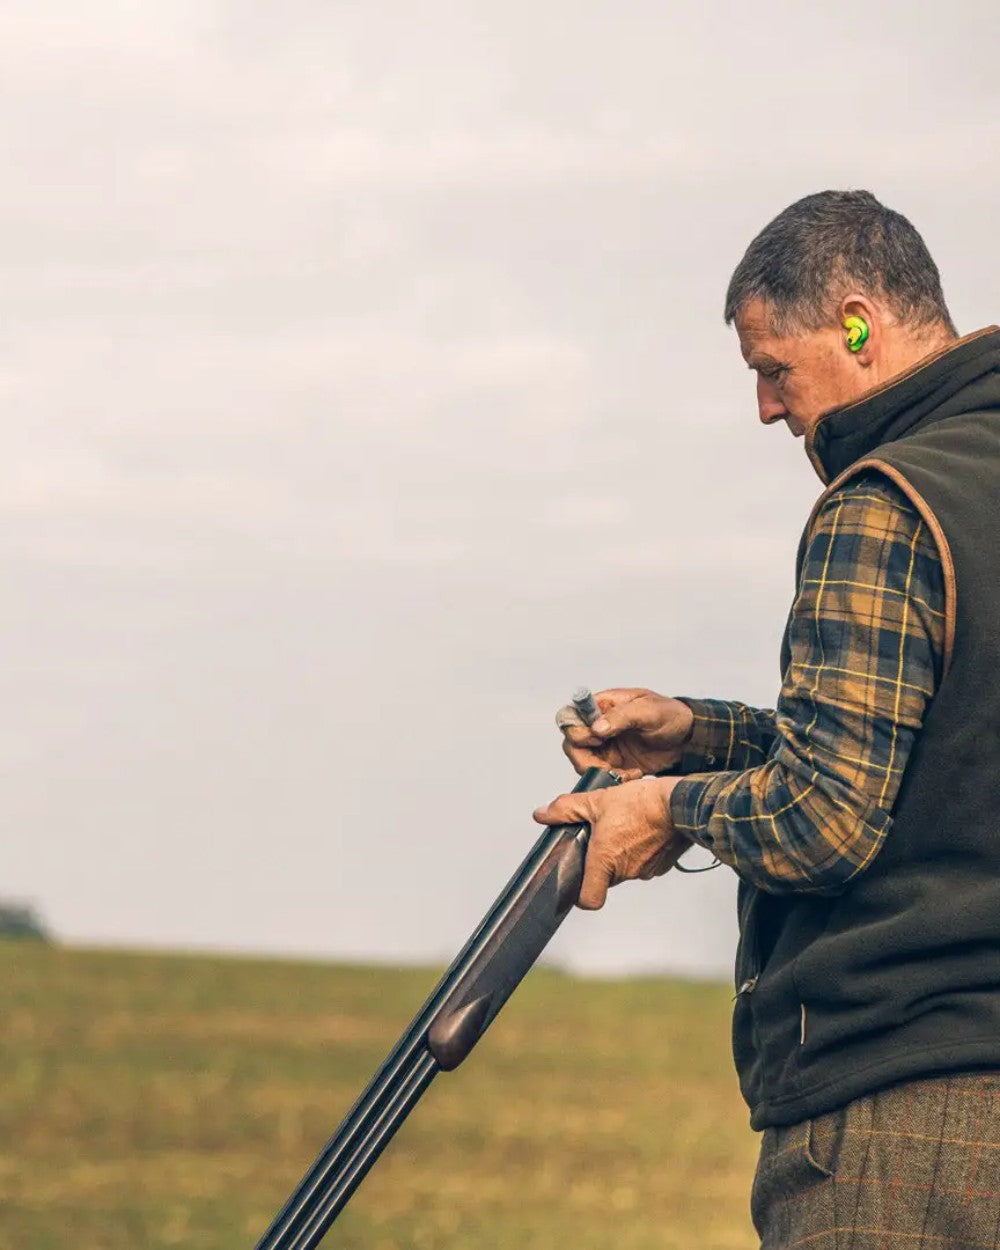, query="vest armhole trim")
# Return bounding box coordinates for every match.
[804,456,956,679]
